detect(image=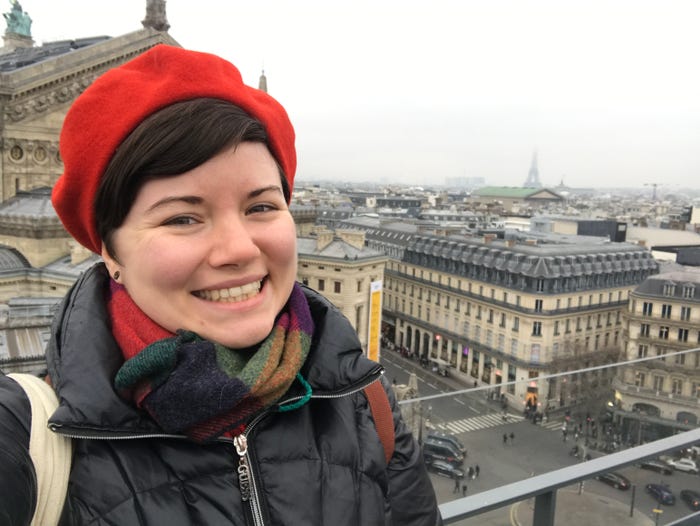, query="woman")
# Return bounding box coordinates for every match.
[0,45,441,525]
